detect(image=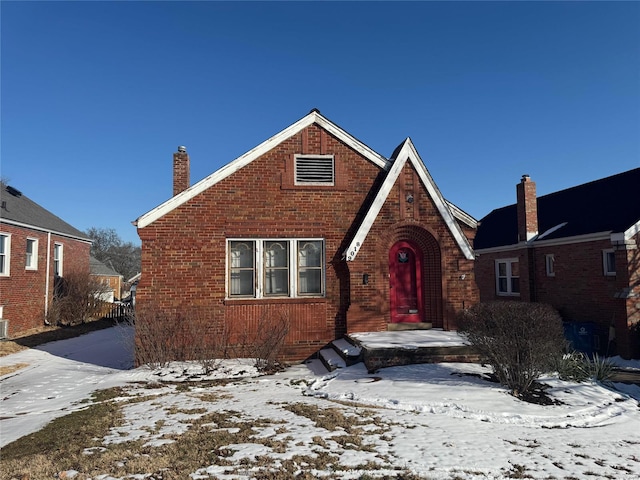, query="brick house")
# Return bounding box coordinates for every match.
[474,169,640,359]
[134,110,479,362]
[90,255,123,302]
[0,183,92,338]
